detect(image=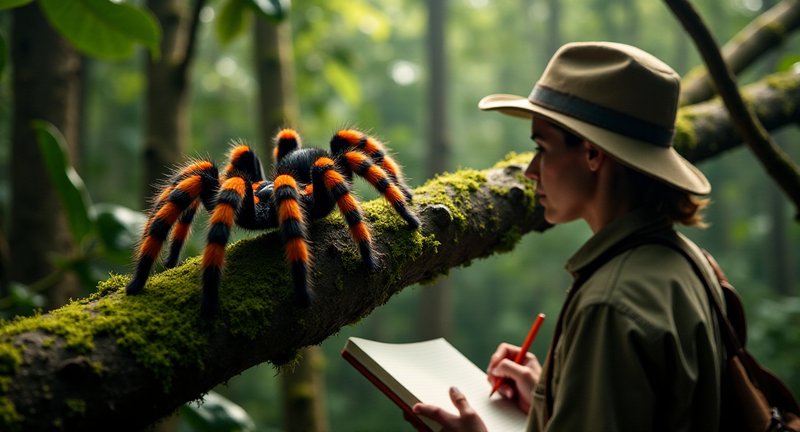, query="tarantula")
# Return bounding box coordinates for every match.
[126,128,420,315]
